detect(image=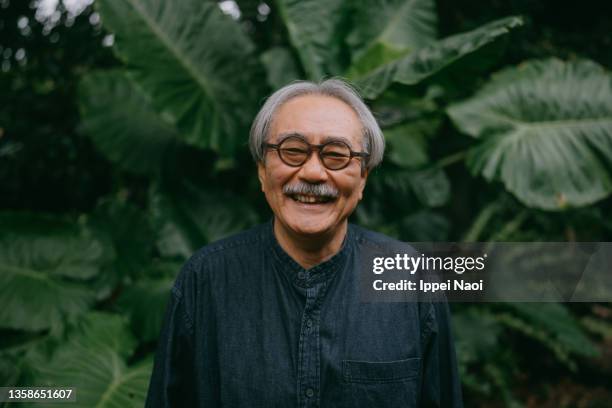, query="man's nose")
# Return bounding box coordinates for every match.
[298,152,328,183]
